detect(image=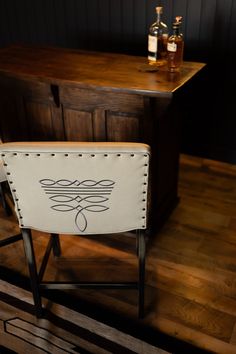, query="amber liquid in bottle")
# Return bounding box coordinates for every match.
[167,16,184,72]
[148,6,168,66]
